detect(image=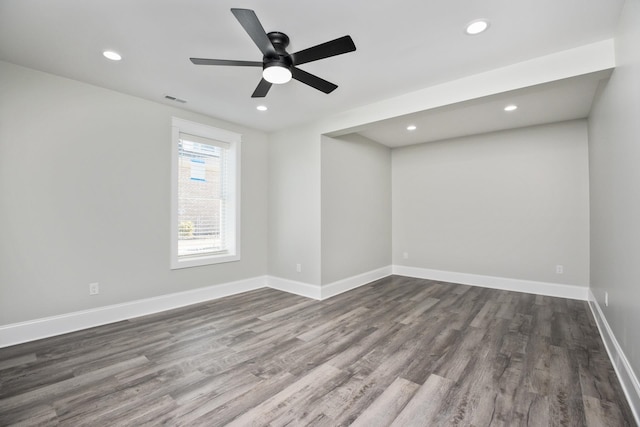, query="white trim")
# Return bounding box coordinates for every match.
[0,276,267,348]
[392,265,588,300]
[588,290,640,425]
[0,268,391,348]
[321,266,392,299]
[0,267,593,350]
[171,117,241,144]
[266,266,393,300]
[267,276,322,300]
